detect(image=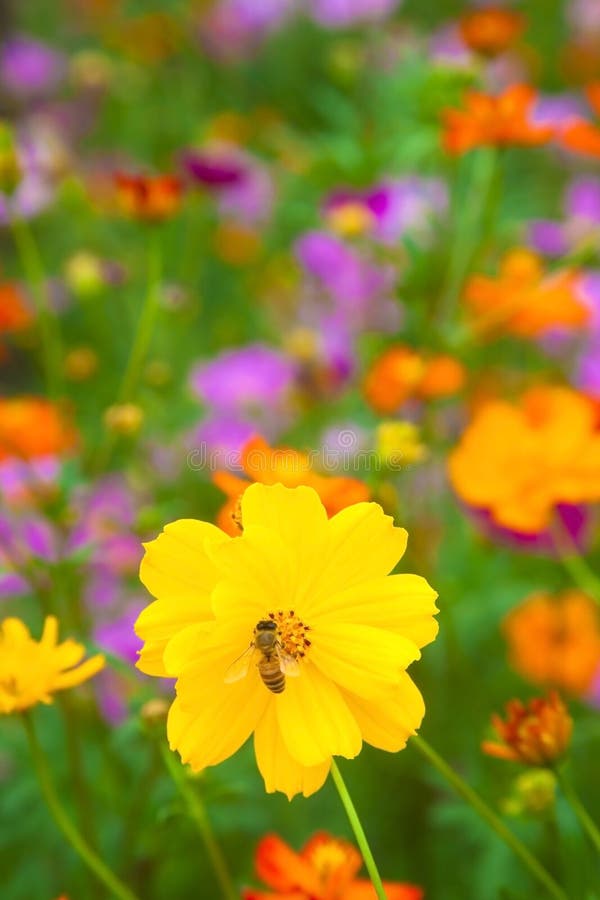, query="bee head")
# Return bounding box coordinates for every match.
[256,619,277,632]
